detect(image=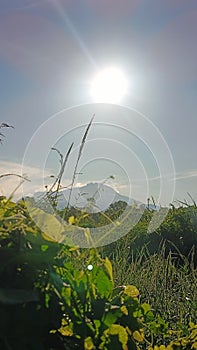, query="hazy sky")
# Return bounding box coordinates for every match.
[0,0,197,206]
